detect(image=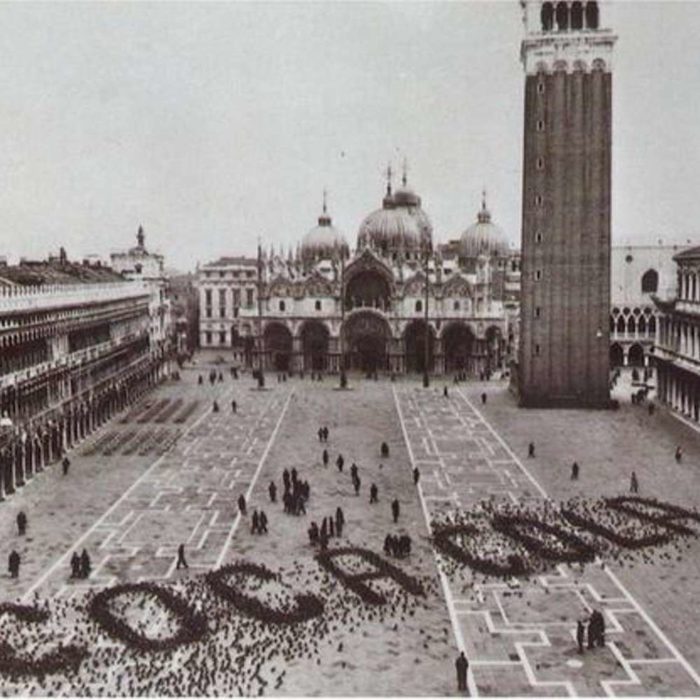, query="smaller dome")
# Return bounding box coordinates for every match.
[301,194,348,264]
[460,194,509,259]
